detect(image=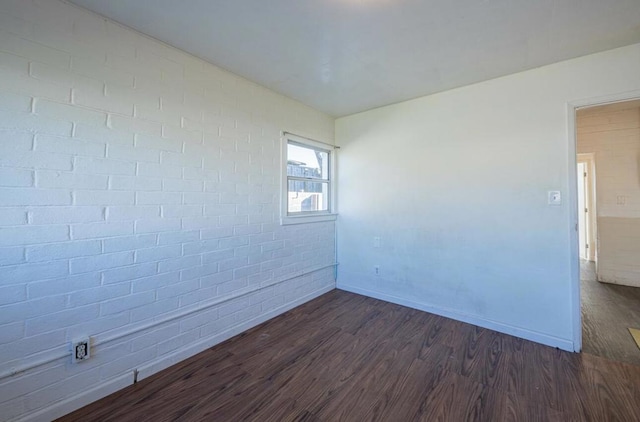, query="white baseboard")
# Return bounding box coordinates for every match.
[337,283,574,352]
[17,373,131,422]
[17,284,335,422]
